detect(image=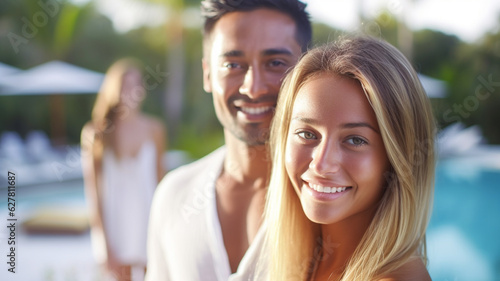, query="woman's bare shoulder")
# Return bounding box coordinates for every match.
[81,121,95,142]
[141,114,166,140]
[82,121,94,132]
[80,122,96,157]
[378,258,431,281]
